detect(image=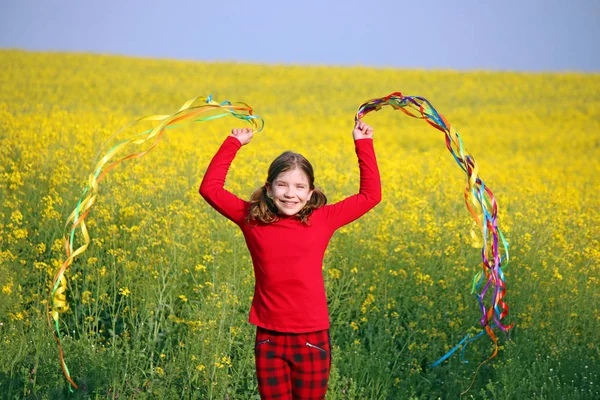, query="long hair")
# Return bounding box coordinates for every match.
[247,151,327,225]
